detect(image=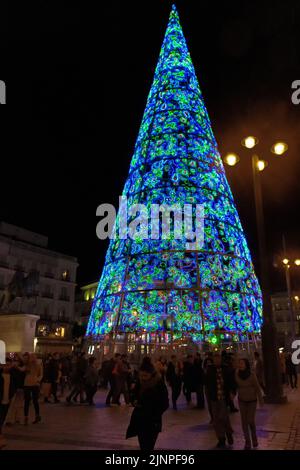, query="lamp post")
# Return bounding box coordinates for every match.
[224,137,288,403]
[281,254,300,342]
